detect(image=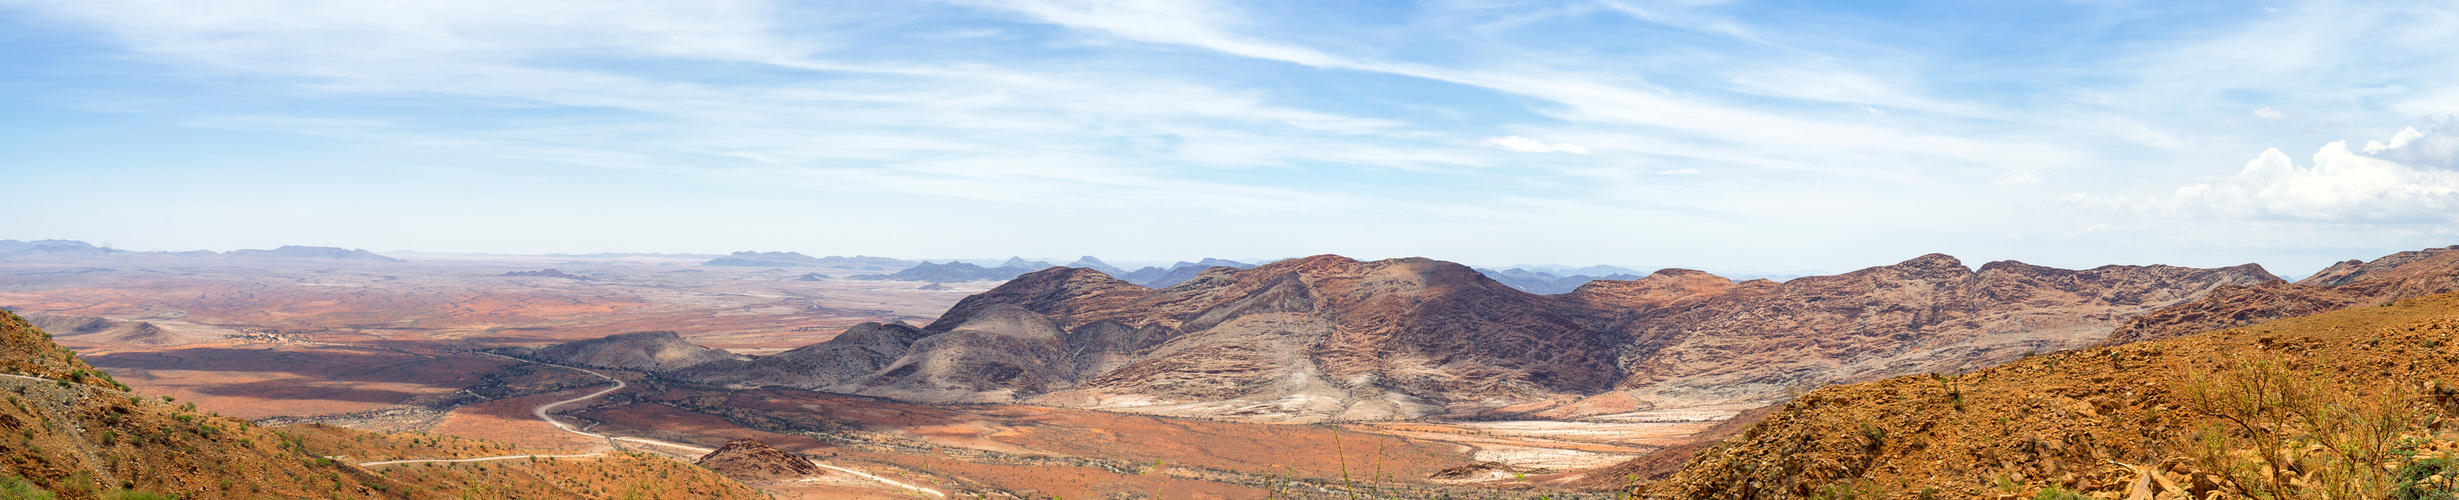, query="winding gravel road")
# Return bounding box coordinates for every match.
[364,353,946,497]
